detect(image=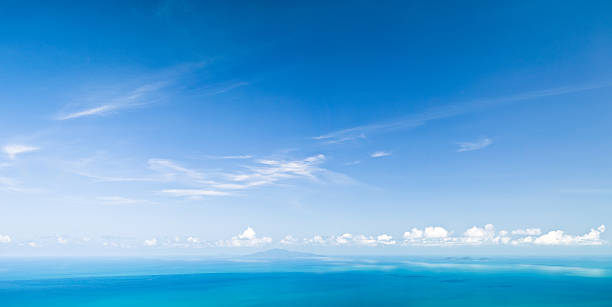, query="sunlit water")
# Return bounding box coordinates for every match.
[1,256,611,306]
